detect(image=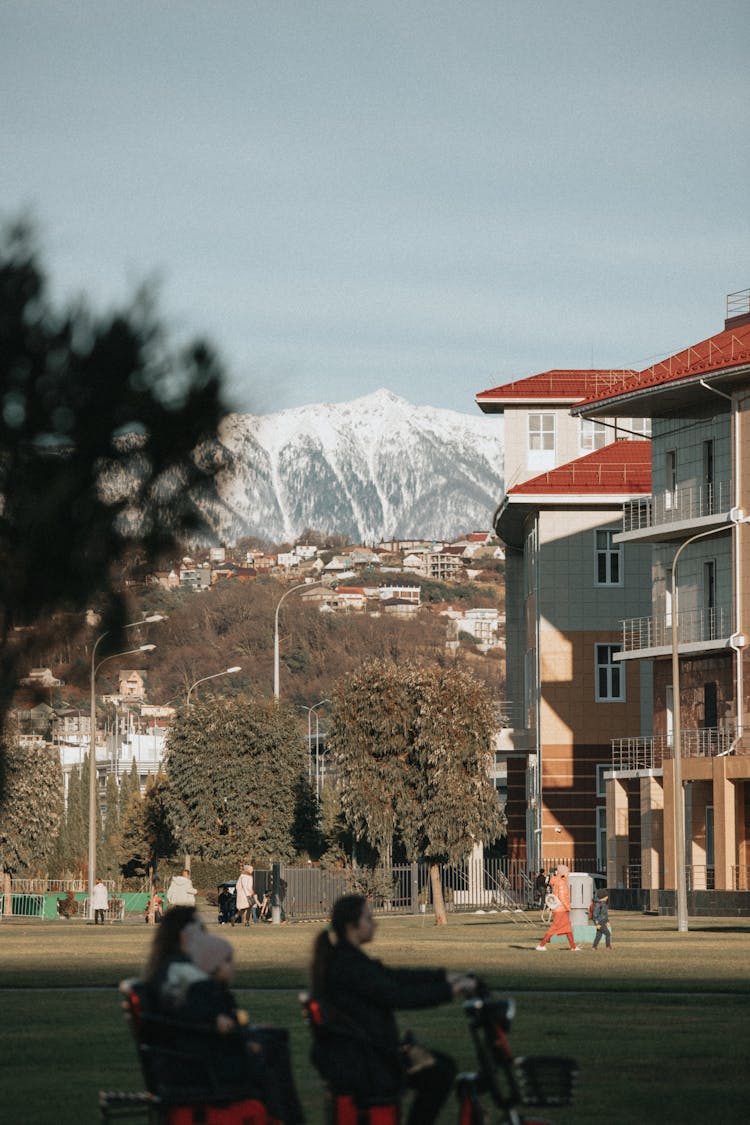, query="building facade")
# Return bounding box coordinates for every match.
[477,370,653,871]
[575,292,750,903]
